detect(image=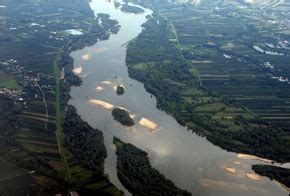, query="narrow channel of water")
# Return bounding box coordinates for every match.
[69,1,289,195]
